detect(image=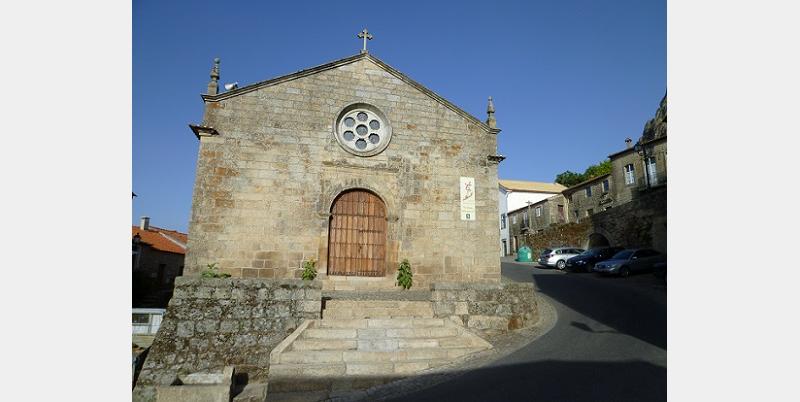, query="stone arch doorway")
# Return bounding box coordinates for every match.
[327,189,387,277]
[585,233,611,250]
